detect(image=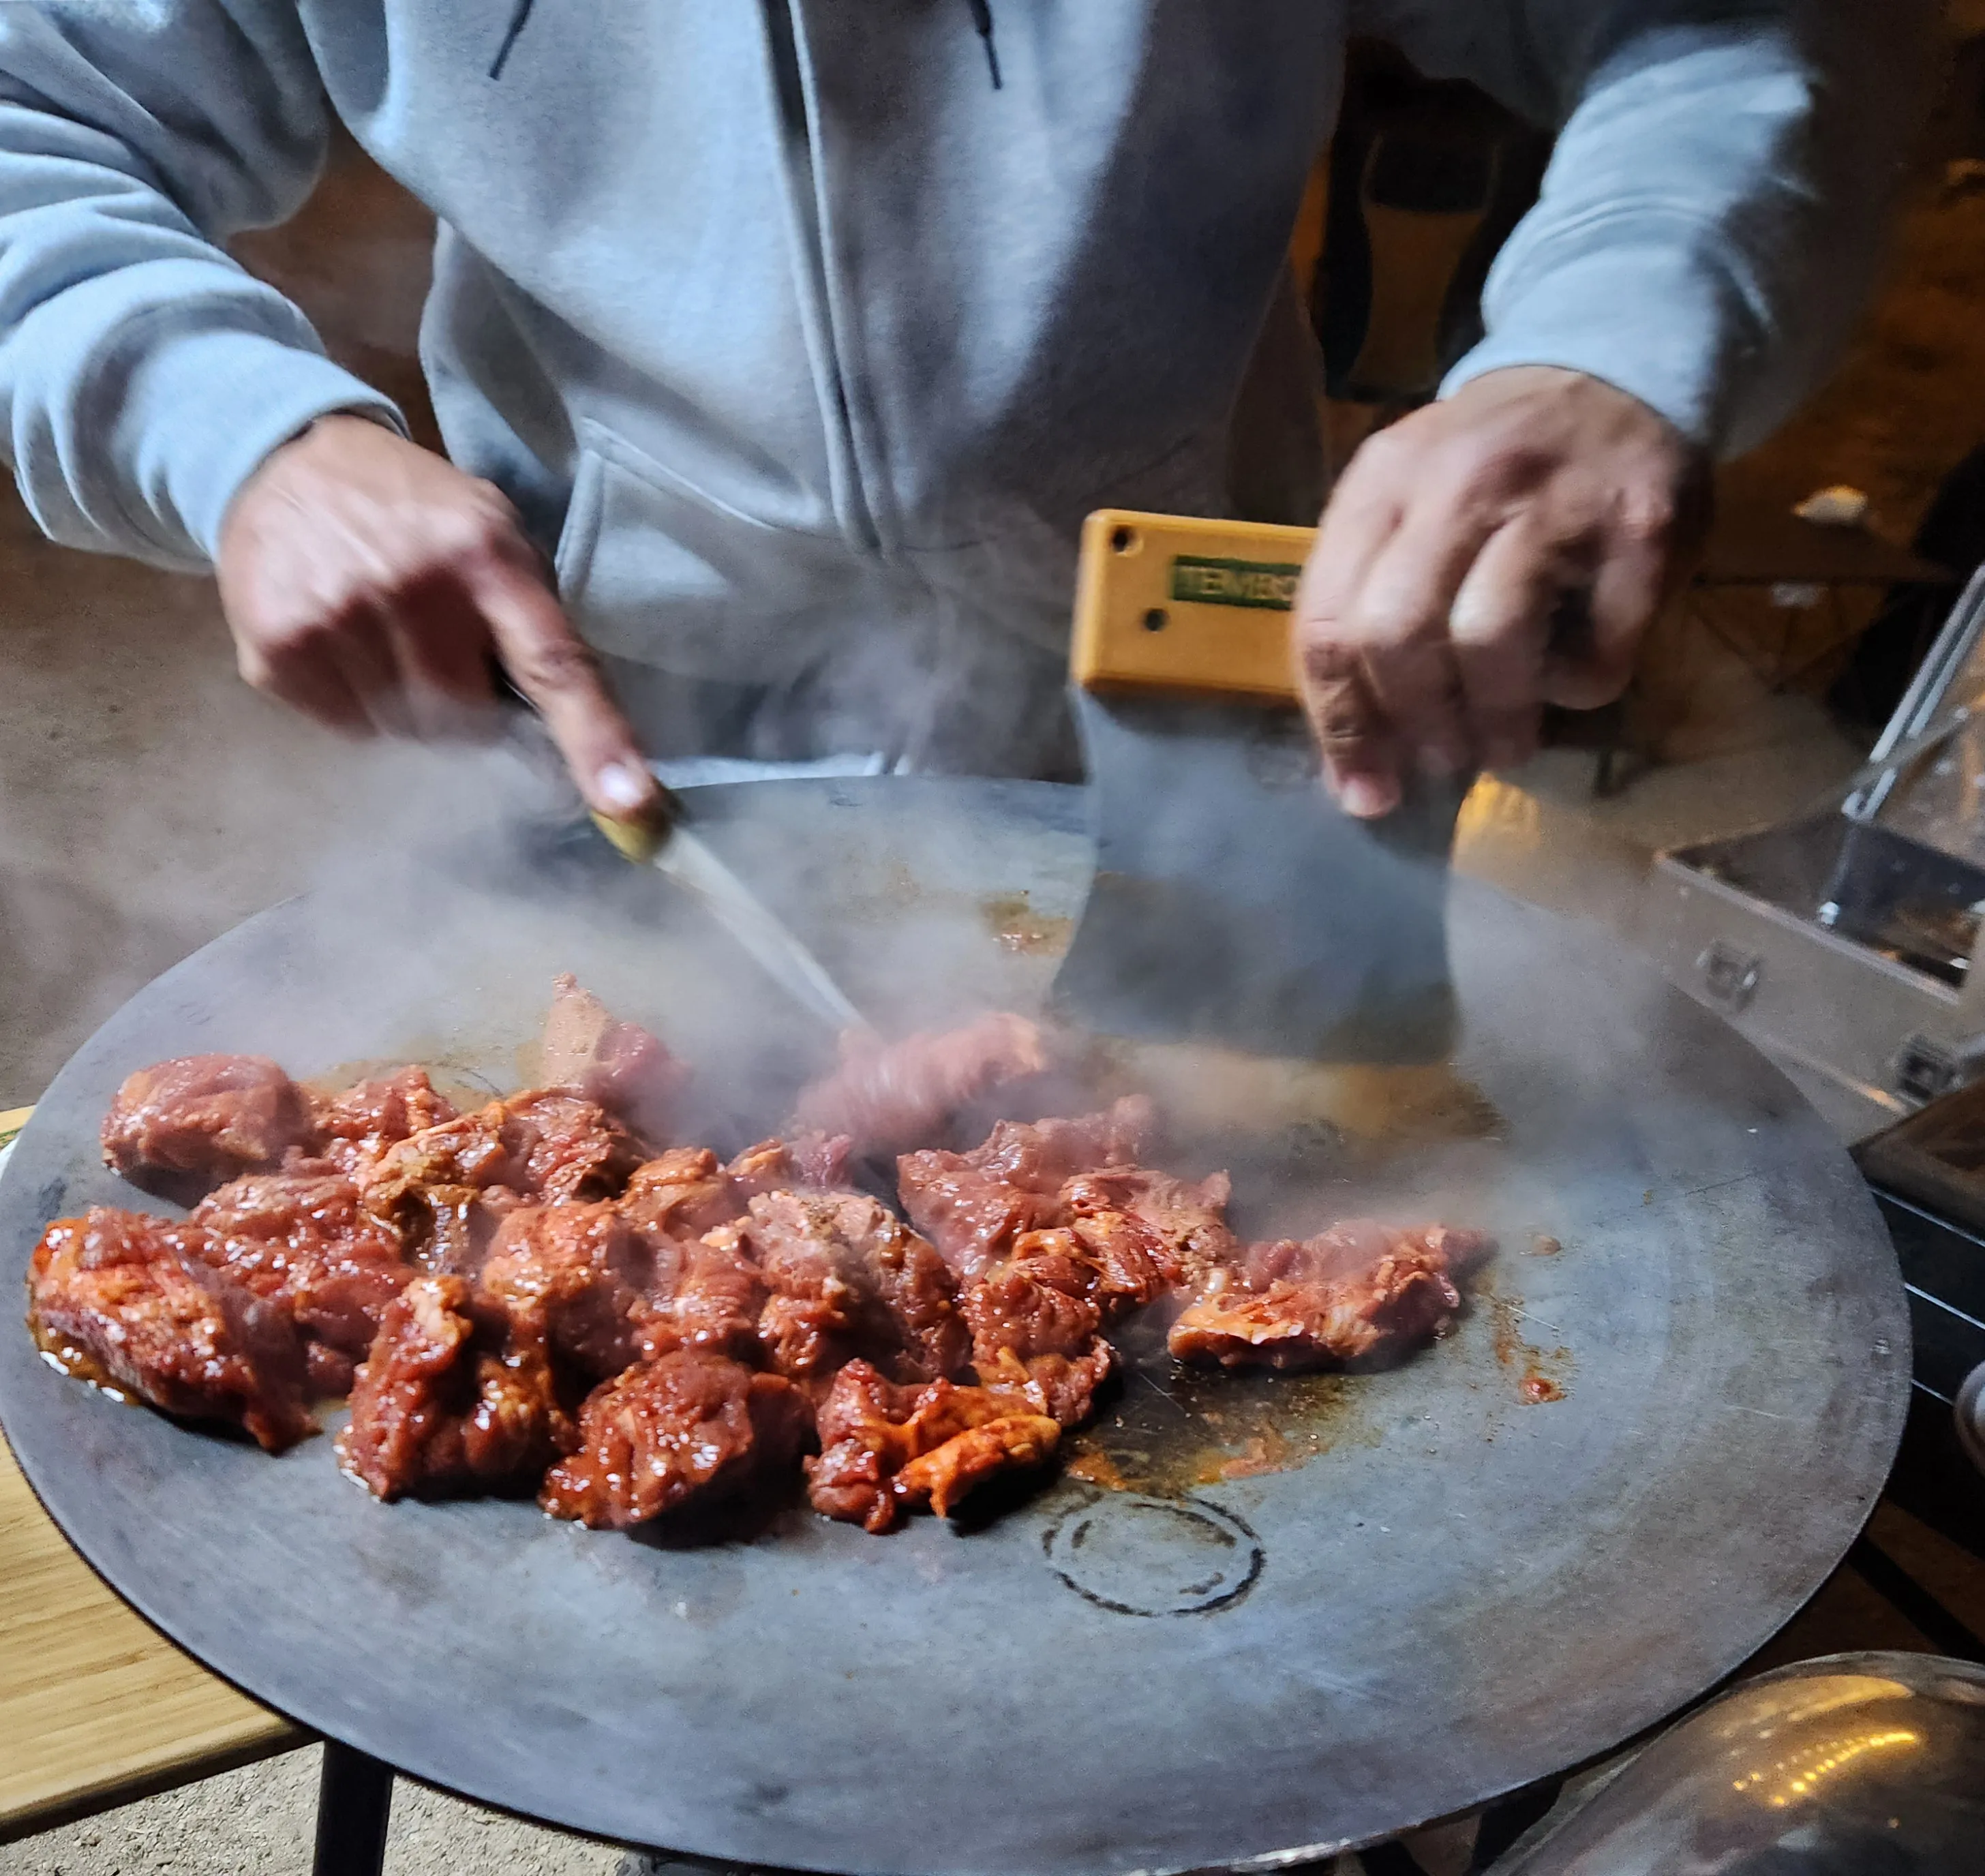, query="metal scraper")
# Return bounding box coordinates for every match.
[1049,509,1463,1063]
[494,667,866,1034]
[592,796,866,1034]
